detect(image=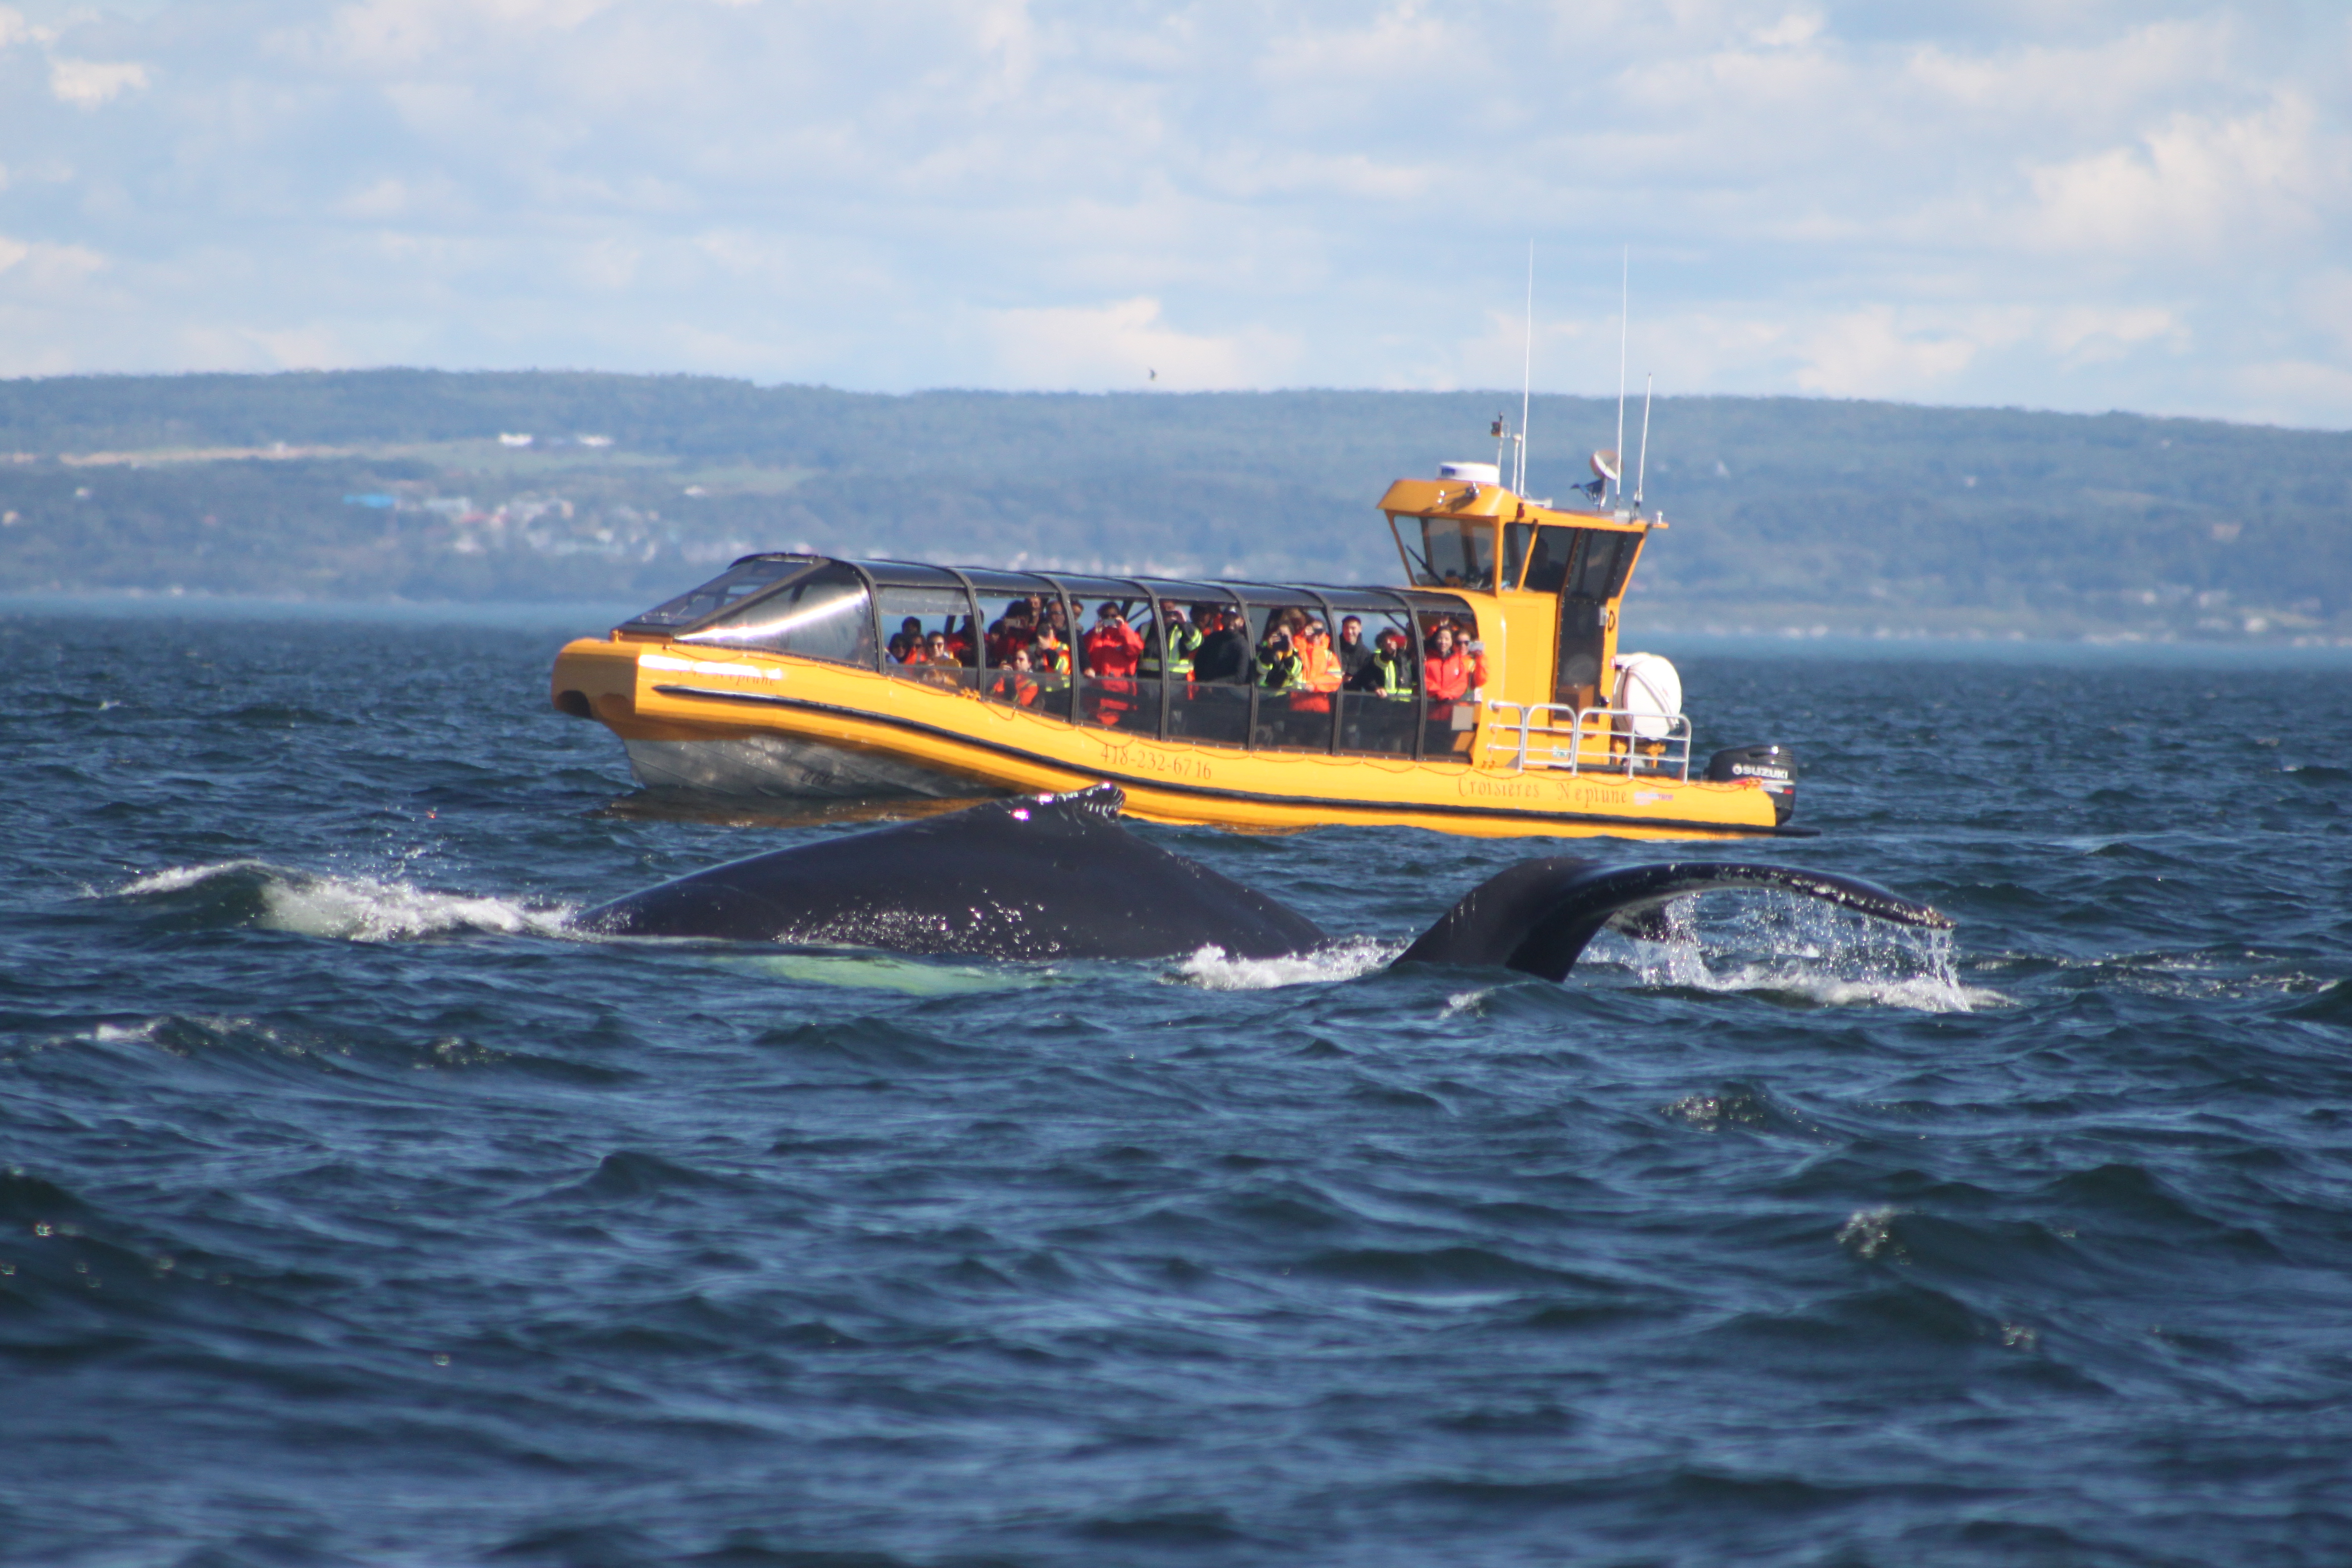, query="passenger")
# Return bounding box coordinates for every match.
[988,645,1041,708]
[1422,623,1489,751]
[886,631,914,665]
[944,615,977,665]
[1256,626,1302,691]
[1031,621,1071,680]
[920,630,962,687]
[1082,602,1145,725]
[899,616,925,648]
[1141,600,1201,684]
[986,604,1034,667]
[1193,608,1248,684]
[1293,620,1342,712]
[1335,616,1372,685]
[1361,629,1416,698]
